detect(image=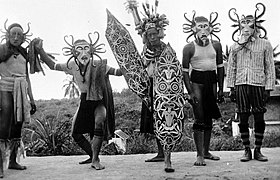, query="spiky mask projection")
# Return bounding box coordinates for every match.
[228,2,267,46]
[182,11,221,42]
[125,0,169,43]
[62,32,106,83]
[62,32,106,68]
[1,19,32,45]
